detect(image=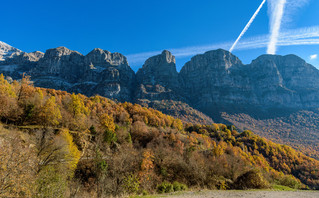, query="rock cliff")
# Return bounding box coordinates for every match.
[135,50,183,101]
[29,47,135,101]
